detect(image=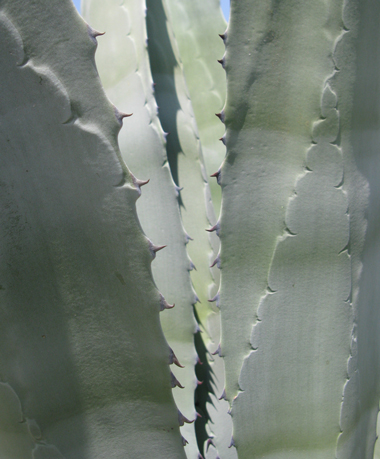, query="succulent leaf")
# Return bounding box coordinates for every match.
[0,2,185,457]
[81,0,205,455]
[221,0,380,457]
[164,0,227,216]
